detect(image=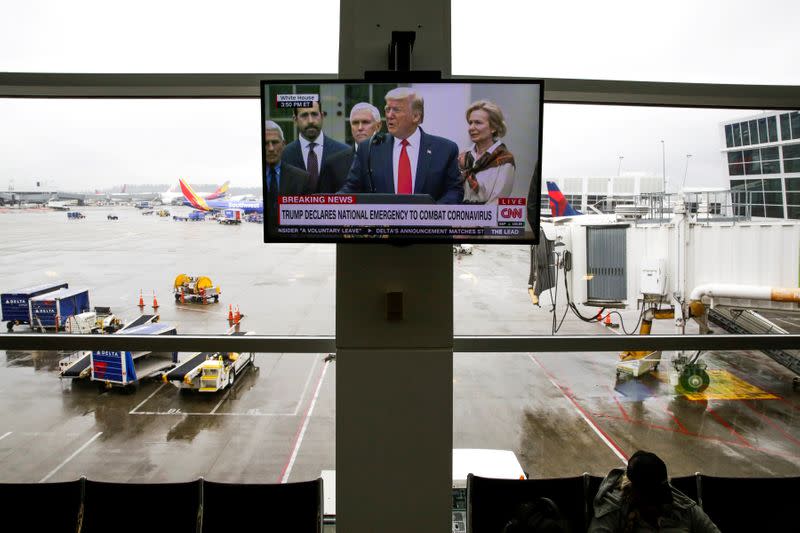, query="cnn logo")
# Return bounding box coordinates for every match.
[500,207,524,219]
